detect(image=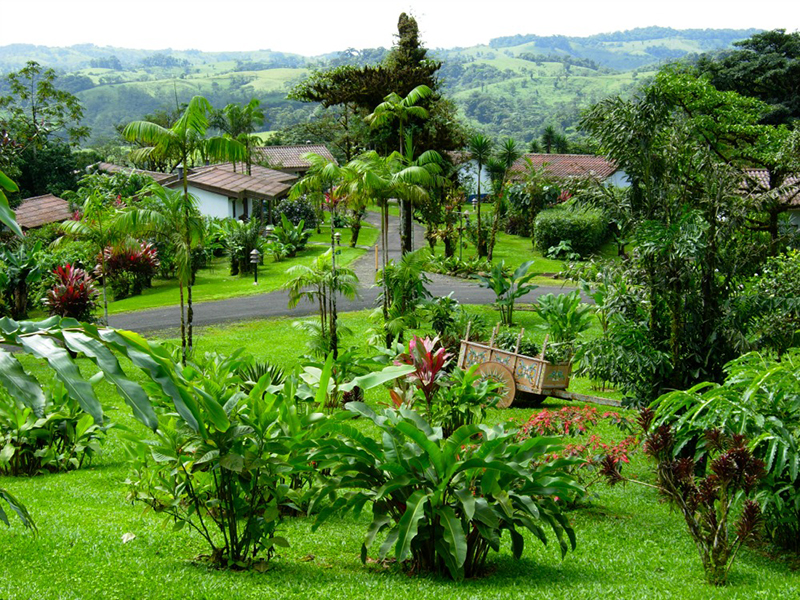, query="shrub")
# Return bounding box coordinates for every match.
[221,218,264,275]
[465,217,494,255]
[100,241,159,300]
[495,329,540,357]
[604,412,765,586]
[309,402,579,580]
[476,260,537,326]
[0,382,108,476]
[125,352,296,568]
[269,213,311,258]
[276,196,318,229]
[534,205,608,257]
[534,290,594,359]
[431,366,502,438]
[45,264,99,321]
[654,350,800,552]
[517,406,637,505]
